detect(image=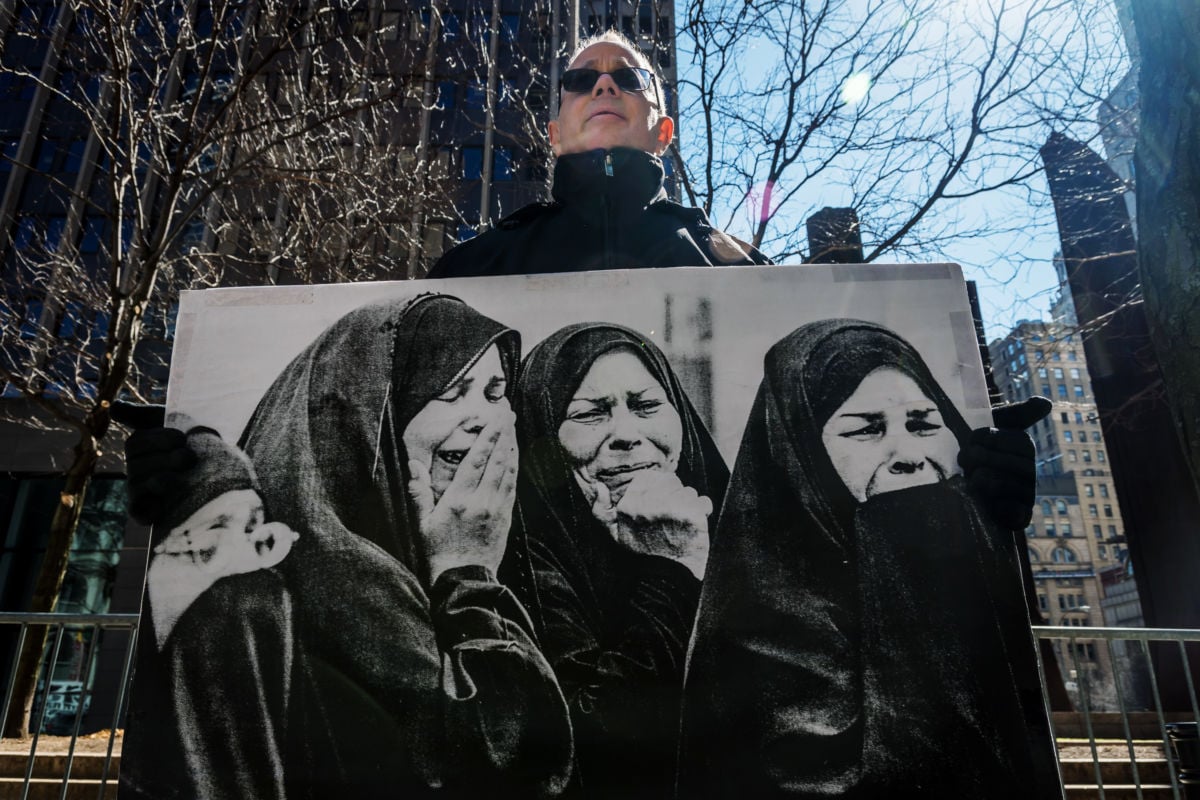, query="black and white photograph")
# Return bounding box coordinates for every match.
[116,264,1059,799]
